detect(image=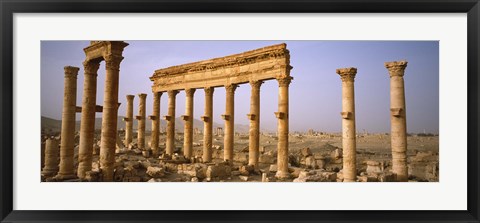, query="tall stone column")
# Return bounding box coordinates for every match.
[385,60,409,182]
[248,80,263,168]
[99,54,124,182]
[124,95,135,147]
[222,84,237,164]
[164,90,178,155]
[135,93,147,150]
[56,66,80,180]
[202,87,214,162]
[337,67,358,182]
[150,92,162,156]
[182,88,195,159]
[77,61,100,179]
[275,77,292,179]
[42,138,60,177]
